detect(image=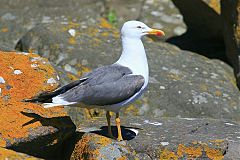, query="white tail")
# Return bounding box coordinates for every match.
[43,103,64,108]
